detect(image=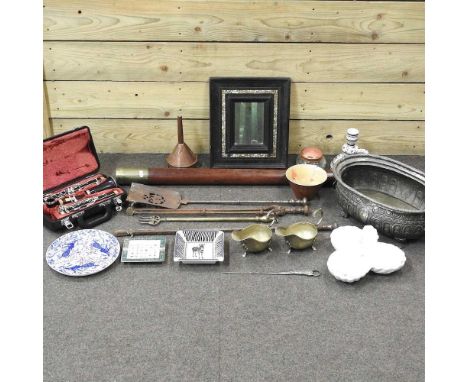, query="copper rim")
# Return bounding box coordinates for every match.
[300,147,323,161]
